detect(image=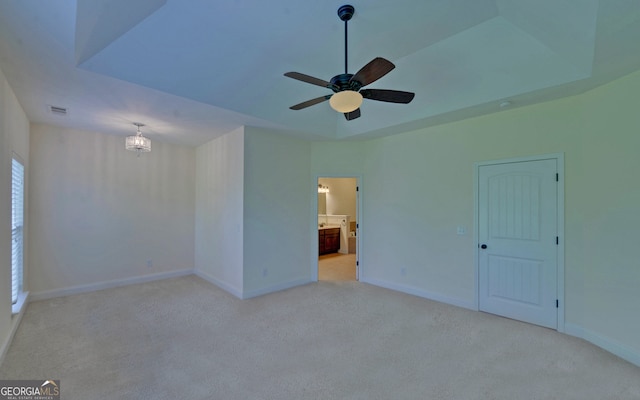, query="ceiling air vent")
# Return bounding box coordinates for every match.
[49,105,68,116]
